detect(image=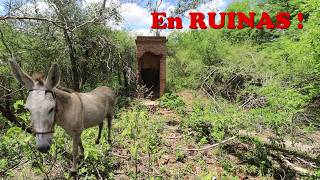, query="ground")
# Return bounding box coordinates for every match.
[8,90,320,179]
